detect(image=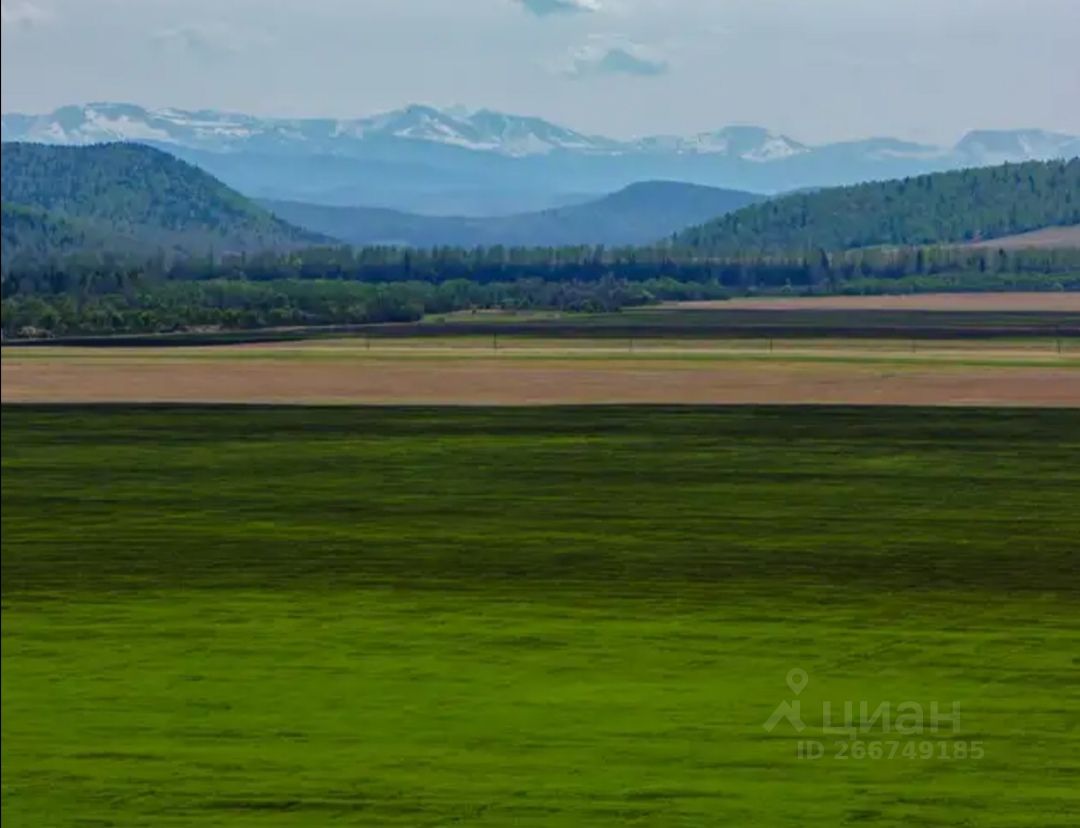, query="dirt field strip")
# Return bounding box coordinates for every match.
[665,292,1080,312]
[4,353,1078,406]
[964,225,1080,250]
